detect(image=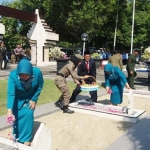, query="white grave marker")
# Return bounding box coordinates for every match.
[0,123,51,150]
[128,90,134,115]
